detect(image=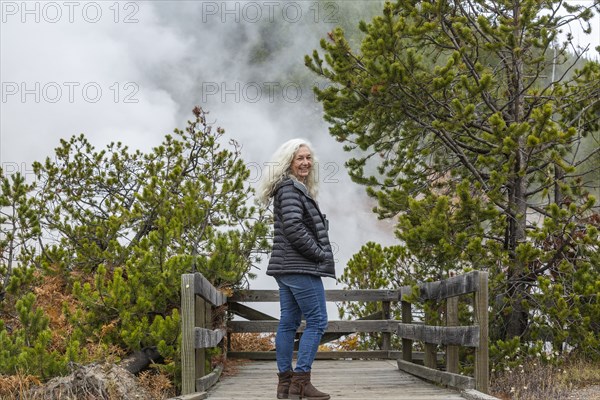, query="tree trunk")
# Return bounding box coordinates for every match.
[504,171,530,340]
[120,346,164,375]
[502,0,530,341]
